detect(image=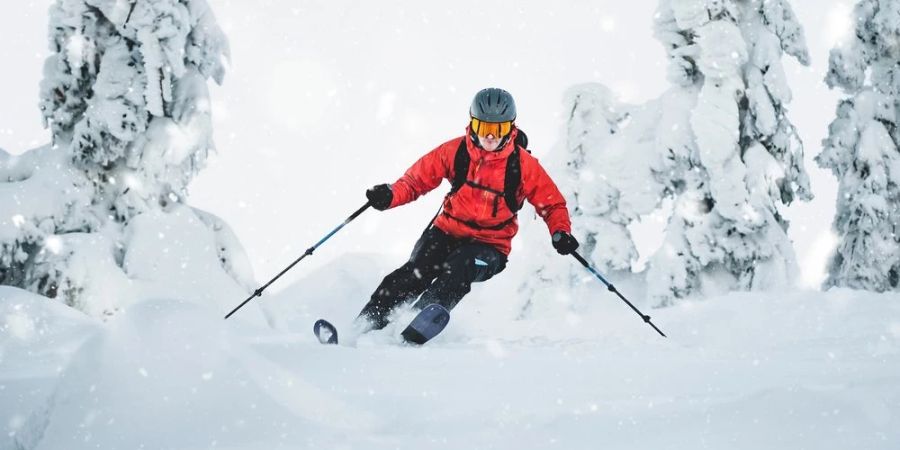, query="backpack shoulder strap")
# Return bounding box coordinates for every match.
[450,137,470,194]
[451,134,526,214]
[504,146,524,213]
